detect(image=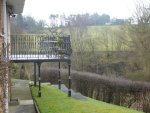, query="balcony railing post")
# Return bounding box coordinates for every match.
[37,62,42,97]
[34,62,37,86]
[68,61,71,97]
[58,62,61,89]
